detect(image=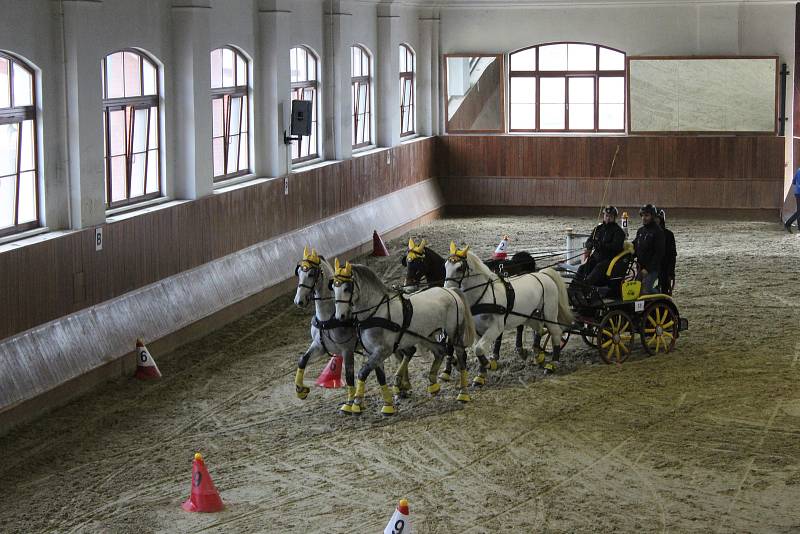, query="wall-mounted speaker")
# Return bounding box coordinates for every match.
[290,100,313,137]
